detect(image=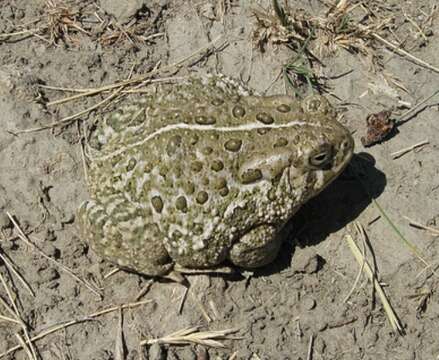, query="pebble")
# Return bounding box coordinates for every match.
[100,0,147,24]
[290,247,324,274]
[303,297,316,311]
